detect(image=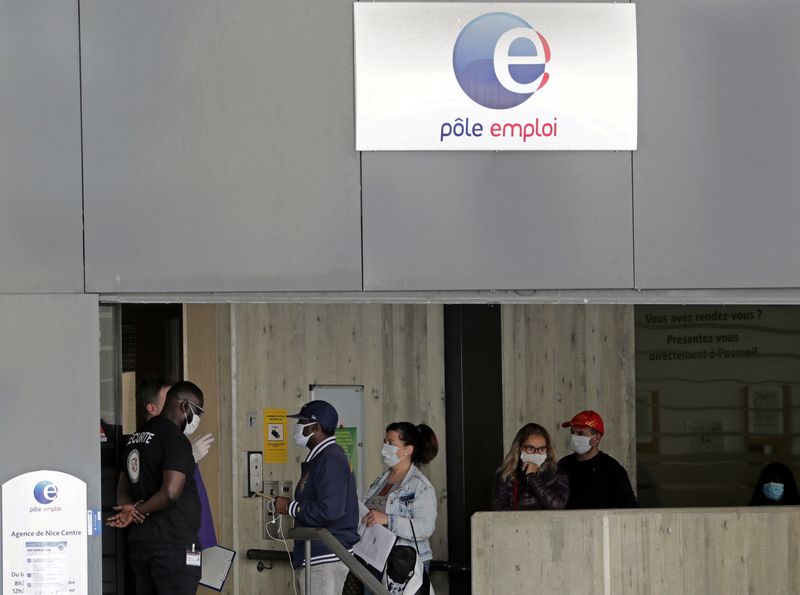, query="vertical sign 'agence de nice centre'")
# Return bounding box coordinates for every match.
[354,3,637,151]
